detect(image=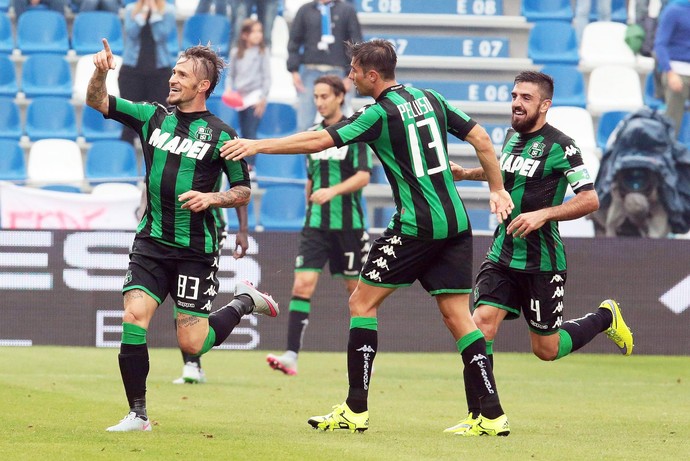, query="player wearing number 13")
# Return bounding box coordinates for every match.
[221,39,514,433]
